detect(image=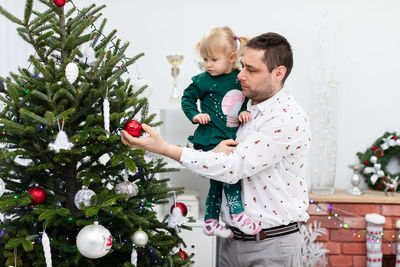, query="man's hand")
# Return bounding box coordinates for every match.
[212,139,239,155]
[238,111,252,123]
[193,113,211,124]
[121,124,183,162]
